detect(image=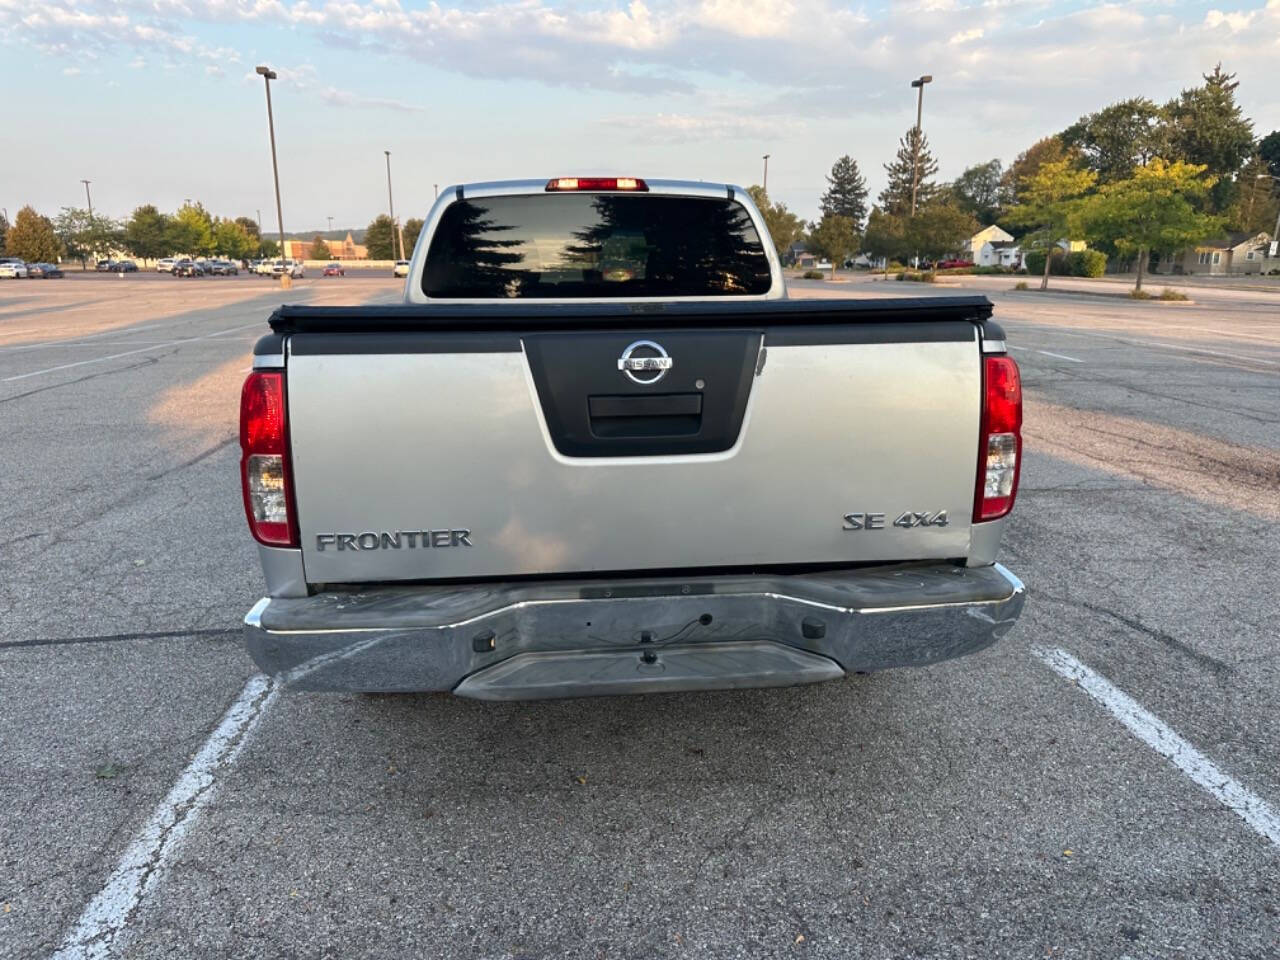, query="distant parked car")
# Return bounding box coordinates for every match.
[95,259,116,272]
[156,258,177,273]
[270,259,304,278]
[393,259,410,277]
[256,259,276,276]
[173,259,203,277]
[204,260,230,276]
[936,259,975,270]
[28,263,64,278]
[323,264,345,277]
[114,260,138,273]
[814,260,832,271]
[0,257,29,279]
